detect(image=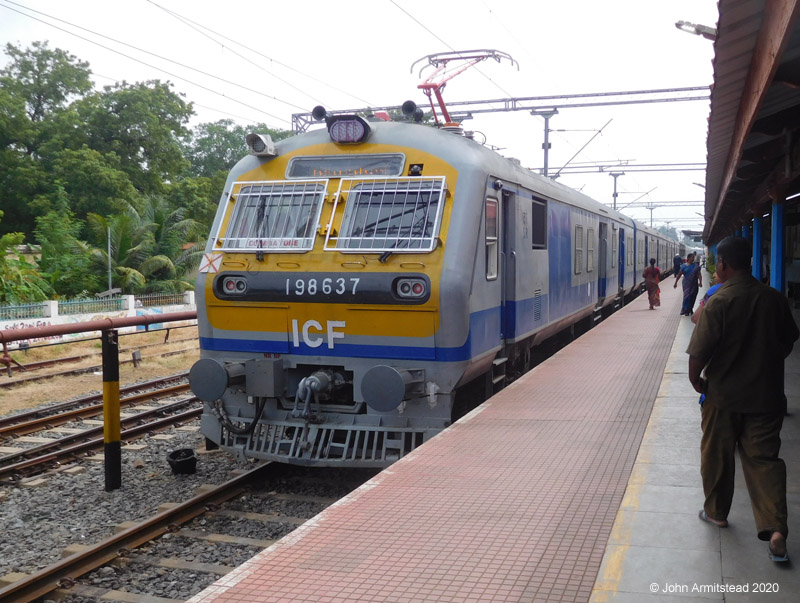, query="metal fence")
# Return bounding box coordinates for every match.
[136,293,185,308]
[1,293,189,320]
[58,297,124,315]
[0,302,48,321]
